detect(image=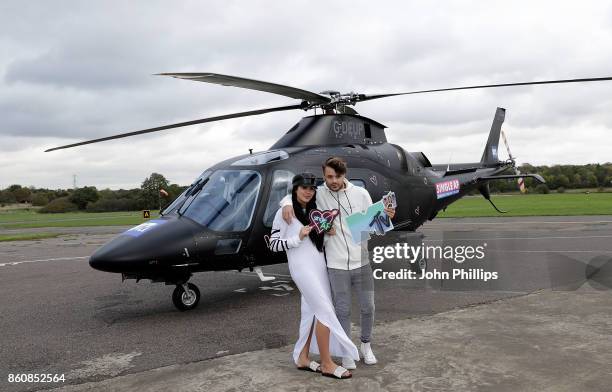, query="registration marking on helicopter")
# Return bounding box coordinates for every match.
[332,121,364,139]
